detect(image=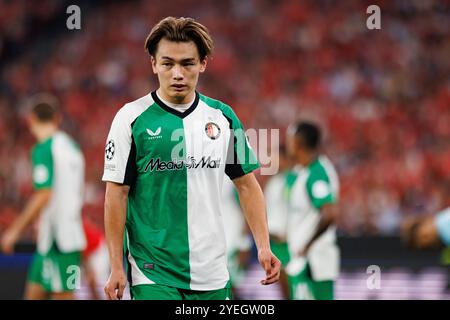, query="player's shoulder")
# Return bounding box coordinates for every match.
[307,155,336,182]
[53,131,82,151]
[114,92,155,124]
[198,93,236,118]
[32,136,53,155]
